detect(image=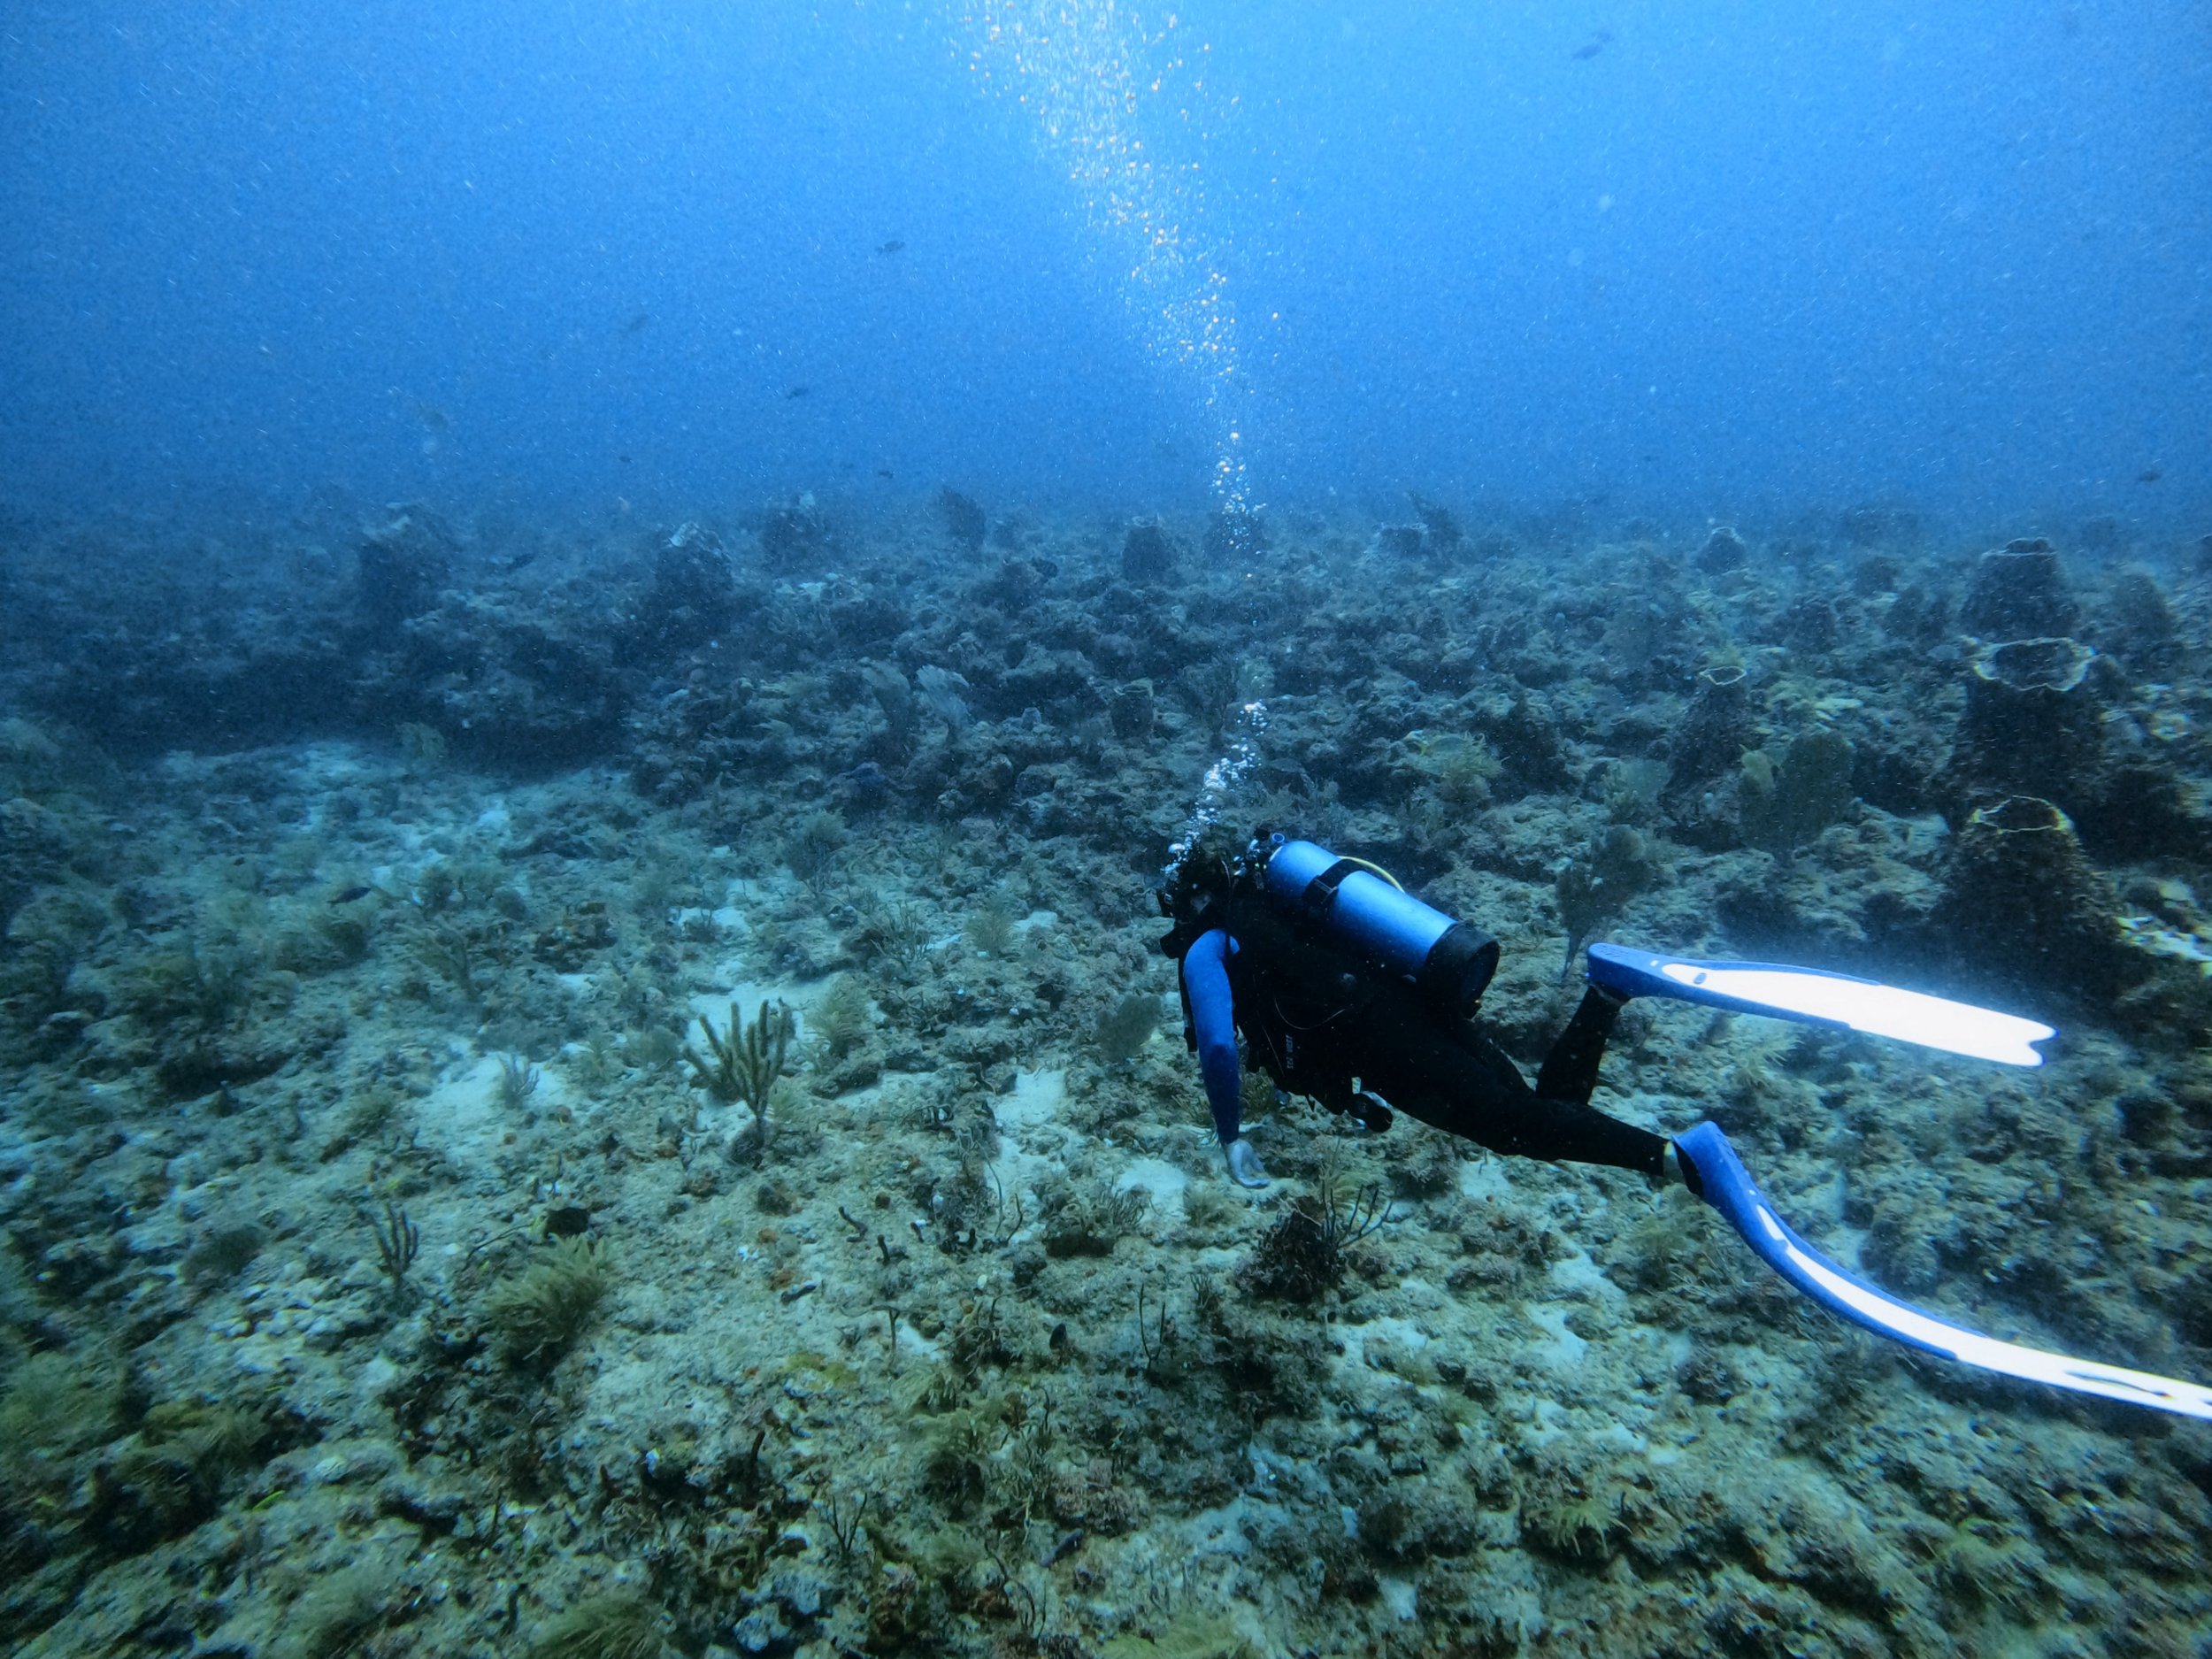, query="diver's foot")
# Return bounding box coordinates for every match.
[1225,1137,1271,1188]
[1661,1139,1707,1198]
